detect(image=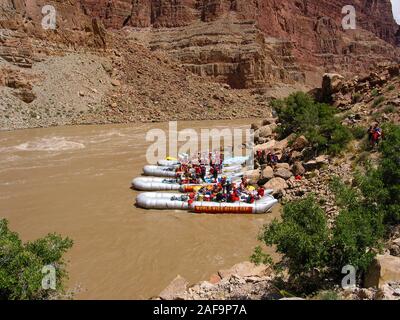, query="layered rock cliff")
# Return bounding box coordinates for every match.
[1,0,399,129]
[2,0,399,88]
[79,0,400,87]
